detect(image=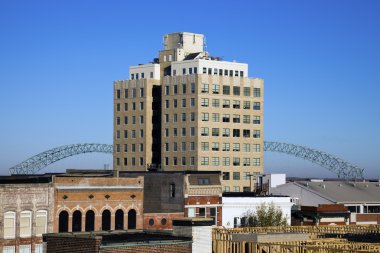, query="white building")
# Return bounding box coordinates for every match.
[222,193,293,228]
